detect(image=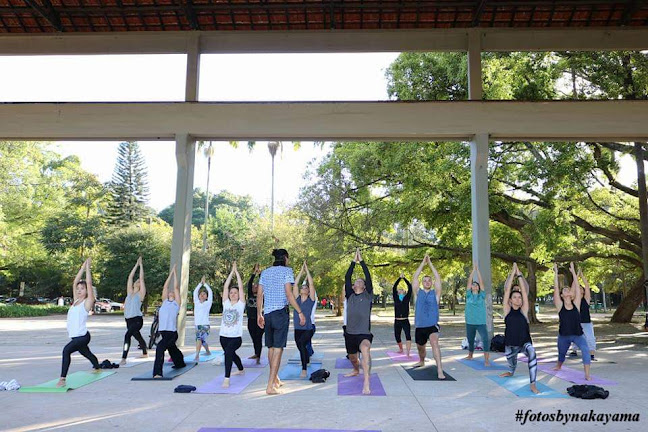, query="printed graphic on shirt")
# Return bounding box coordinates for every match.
[222,306,241,327]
